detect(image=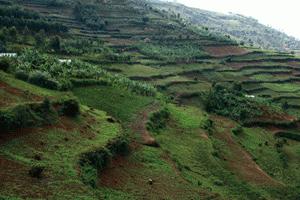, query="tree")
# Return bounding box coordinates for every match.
[142,17,149,24]
[282,101,289,111]
[0,41,6,52]
[35,29,46,47]
[49,35,61,51]
[8,26,17,40]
